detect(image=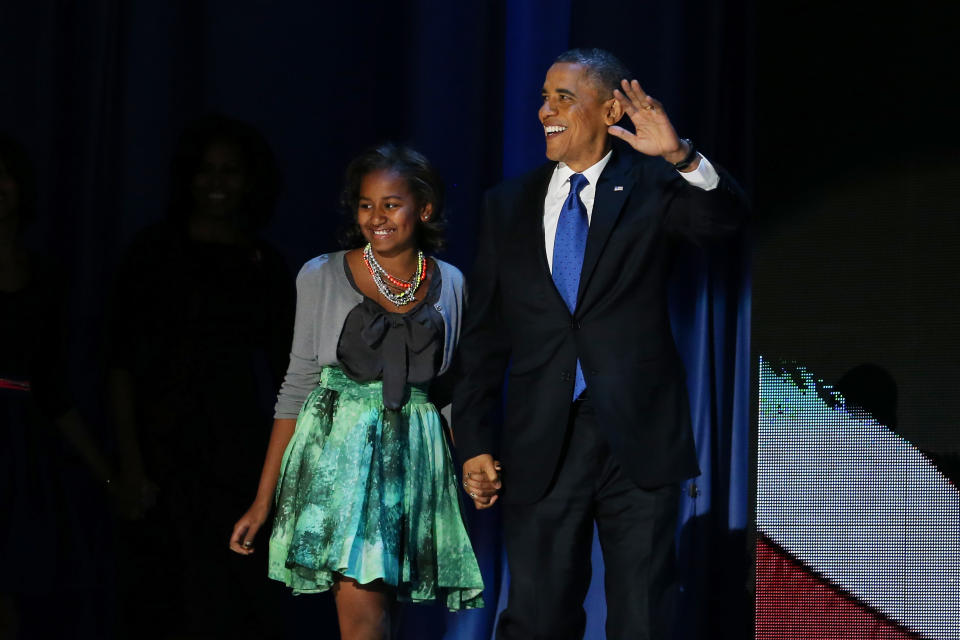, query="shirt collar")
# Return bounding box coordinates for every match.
[555,149,614,191]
